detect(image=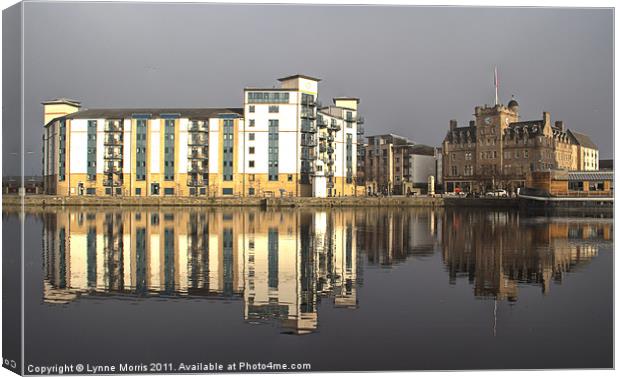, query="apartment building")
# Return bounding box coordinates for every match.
[364,134,439,195]
[42,75,365,197]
